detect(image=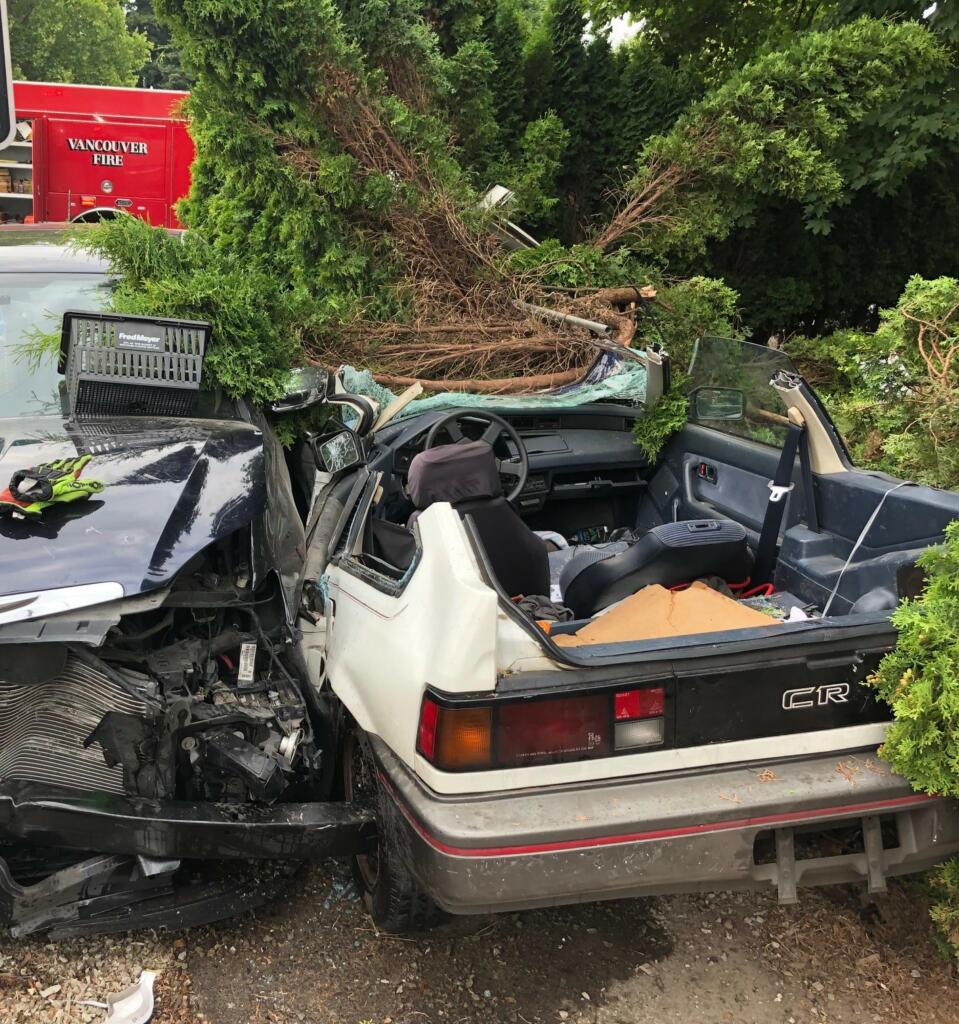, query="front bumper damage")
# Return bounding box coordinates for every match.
[0,783,374,937]
[0,783,374,860]
[373,740,959,914]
